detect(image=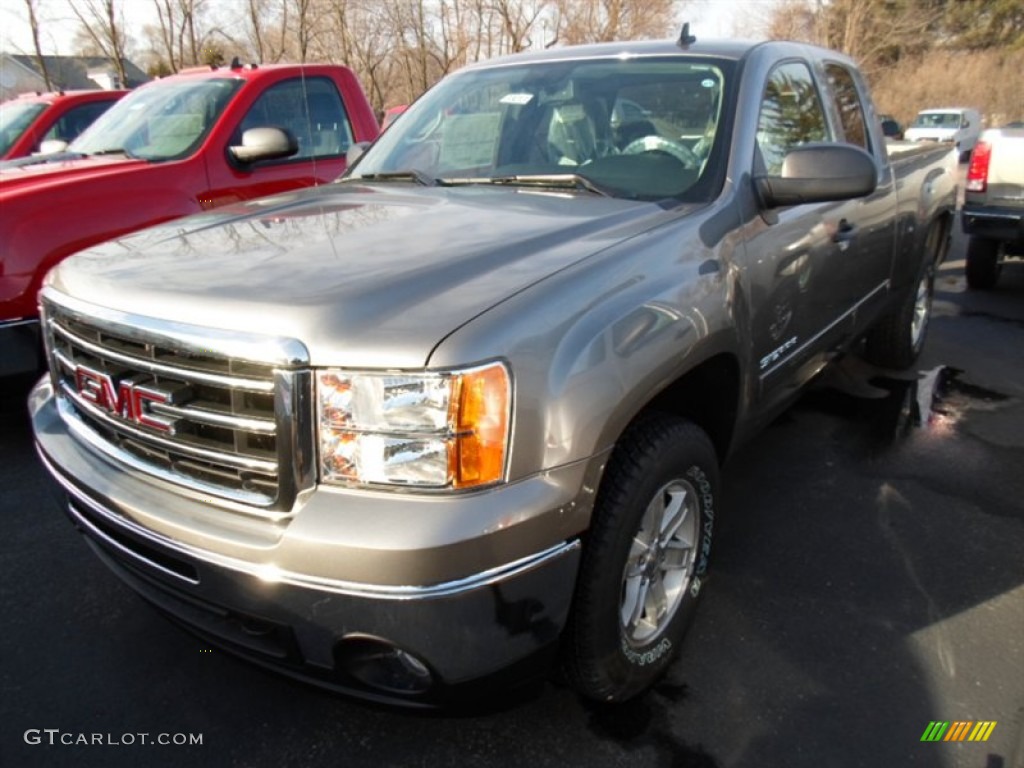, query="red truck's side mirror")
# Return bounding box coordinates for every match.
[756,143,877,208]
[229,126,298,165]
